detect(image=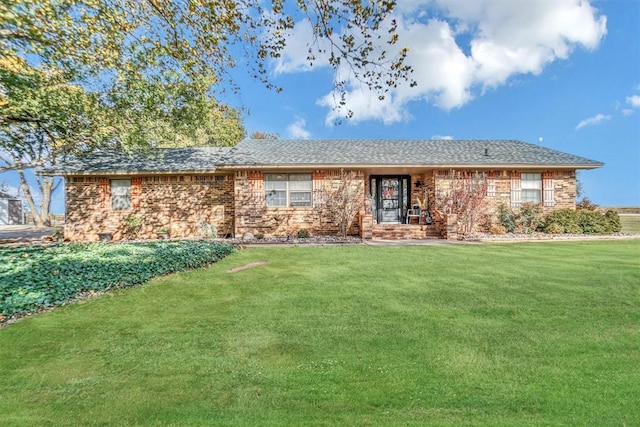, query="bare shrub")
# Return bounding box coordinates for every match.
[318,170,364,237]
[434,171,488,235]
